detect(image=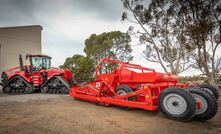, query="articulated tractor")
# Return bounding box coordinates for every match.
[1,54,74,94]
